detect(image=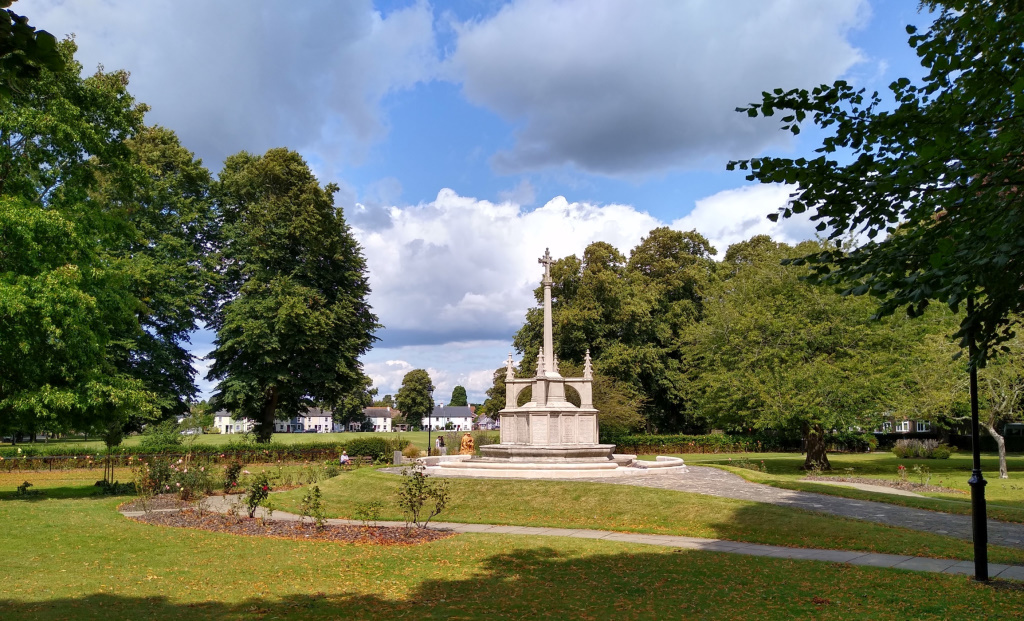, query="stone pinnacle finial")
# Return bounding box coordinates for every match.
[505,352,515,381]
[552,353,559,374]
[583,348,593,380]
[536,346,546,376]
